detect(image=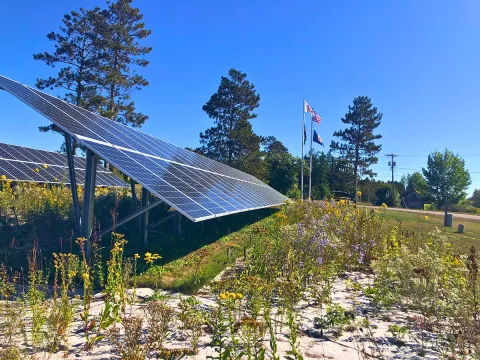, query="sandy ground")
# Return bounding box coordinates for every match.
[14,270,448,360]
